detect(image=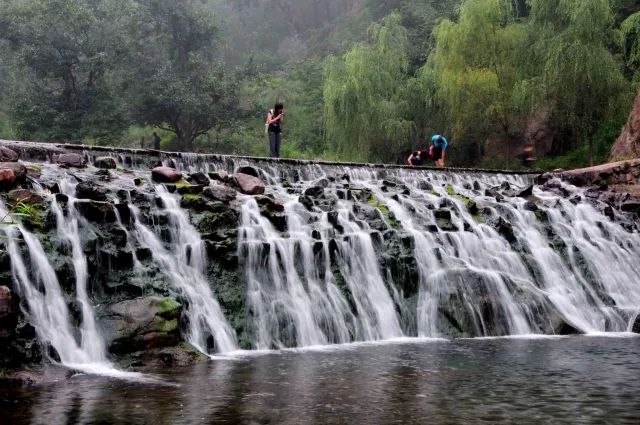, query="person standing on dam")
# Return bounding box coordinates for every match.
[266,103,285,158]
[430,134,449,168]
